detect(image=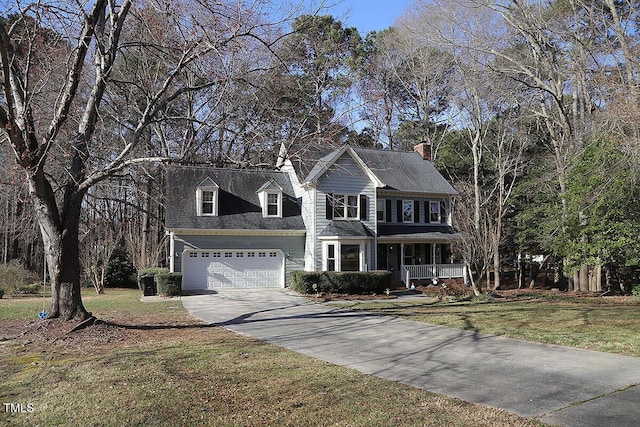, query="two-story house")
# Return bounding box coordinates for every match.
[165,143,464,291]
